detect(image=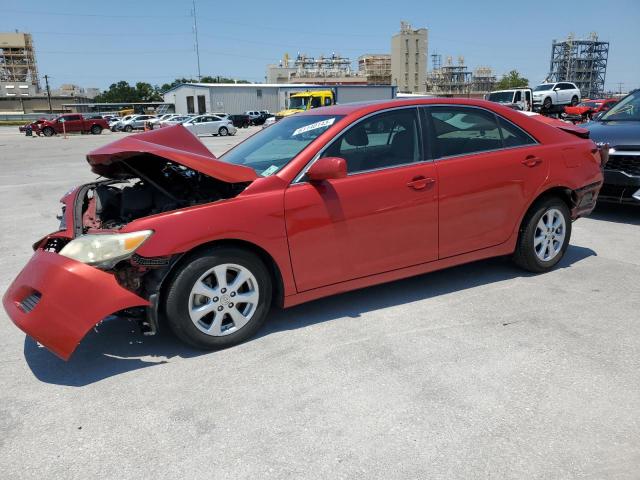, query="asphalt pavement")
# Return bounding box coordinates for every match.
[1,126,639,479]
